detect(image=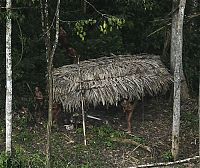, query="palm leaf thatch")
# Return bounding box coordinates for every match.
[53,54,172,112]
